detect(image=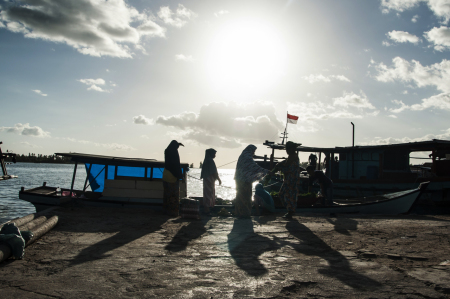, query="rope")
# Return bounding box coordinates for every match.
[216,160,237,168]
[186,173,234,189]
